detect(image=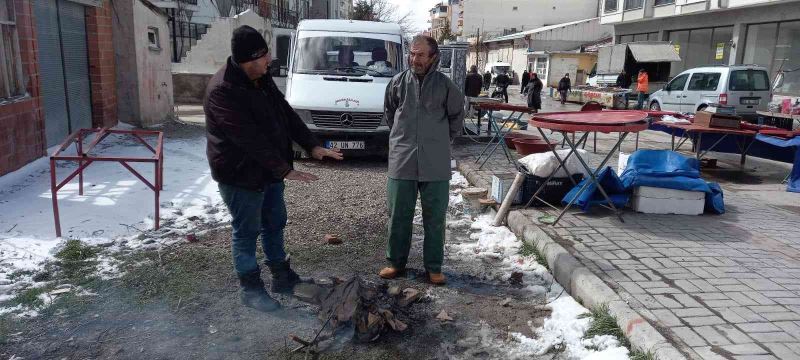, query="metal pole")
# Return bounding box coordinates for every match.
[50,159,62,237]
